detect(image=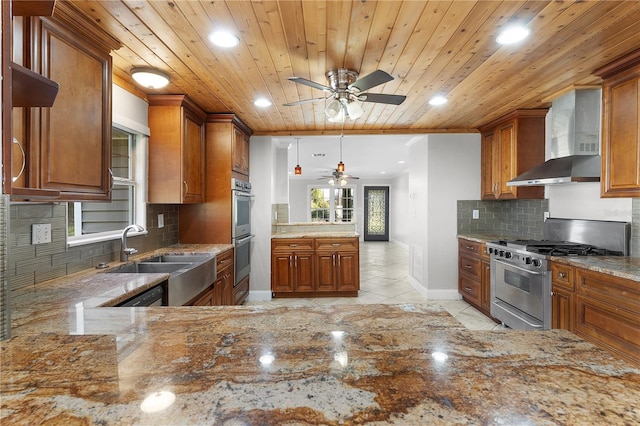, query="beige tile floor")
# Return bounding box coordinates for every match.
[247,241,506,331]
